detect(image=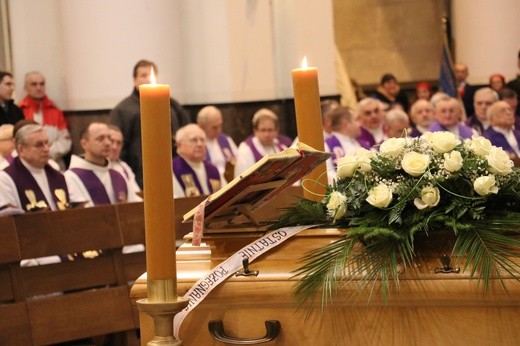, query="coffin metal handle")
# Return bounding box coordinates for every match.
[208,320,281,344]
[235,258,259,277]
[434,254,460,274]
